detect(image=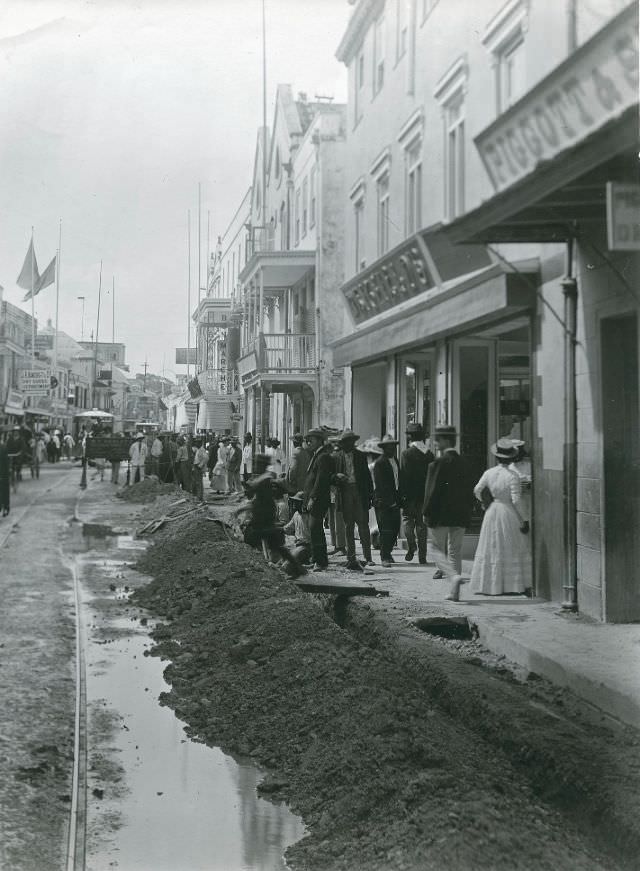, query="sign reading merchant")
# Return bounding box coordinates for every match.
[342,235,435,325]
[476,5,638,194]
